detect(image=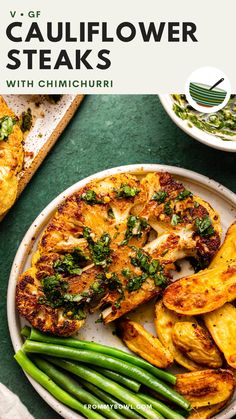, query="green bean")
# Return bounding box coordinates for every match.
[138,393,186,419]
[43,356,164,419]
[33,356,121,419]
[14,350,103,419]
[92,366,140,392]
[79,379,142,419]
[26,327,176,385]
[21,326,30,338]
[23,340,189,411]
